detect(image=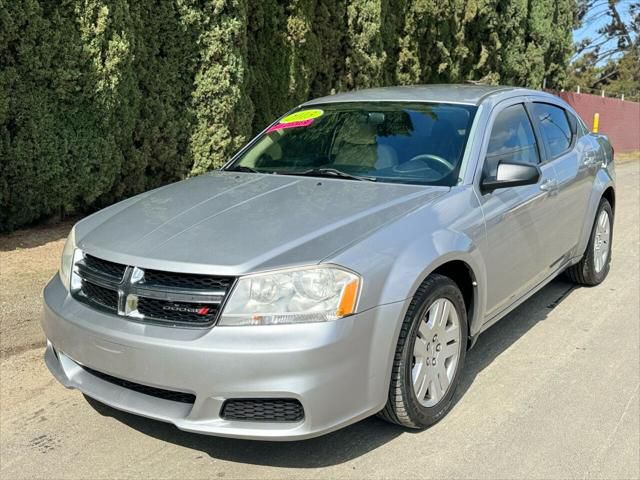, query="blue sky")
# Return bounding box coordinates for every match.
[573,0,635,60]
